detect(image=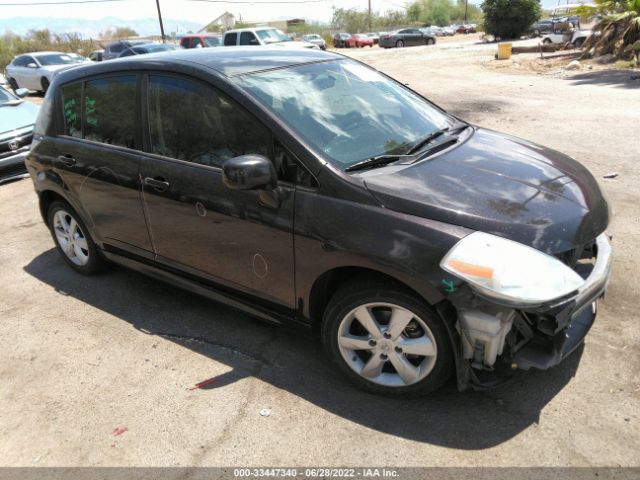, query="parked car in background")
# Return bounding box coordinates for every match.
[5,51,78,93]
[333,32,351,48]
[224,27,318,48]
[0,86,39,183]
[118,43,180,58]
[542,29,591,48]
[302,34,327,50]
[441,26,455,36]
[366,32,380,44]
[103,39,148,60]
[29,47,612,396]
[179,33,223,48]
[456,24,476,34]
[346,34,374,48]
[530,19,555,36]
[89,49,104,62]
[379,29,436,48]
